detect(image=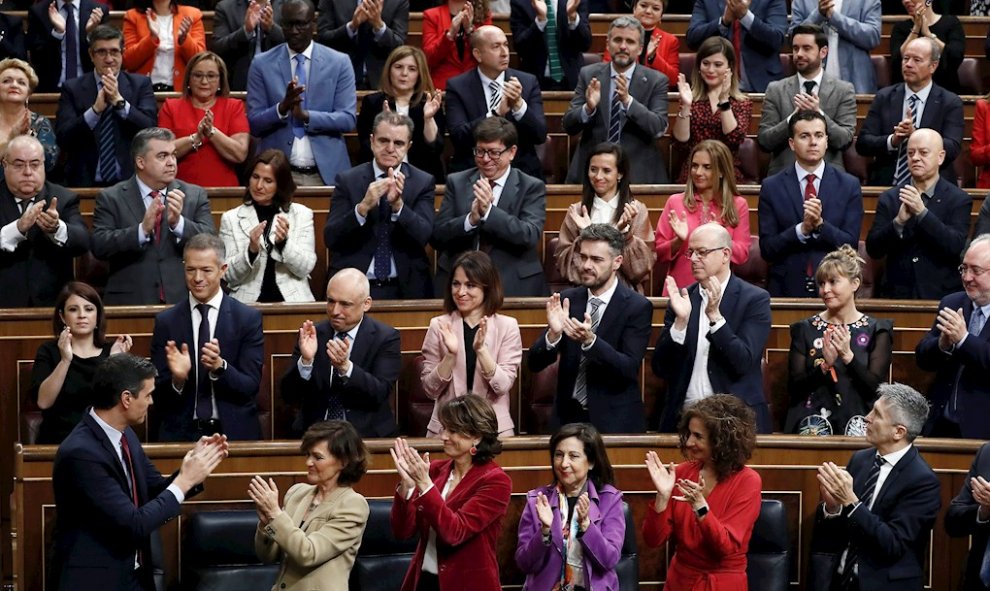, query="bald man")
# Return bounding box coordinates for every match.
[653,223,773,433]
[866,129,972,300]
[281,268,400,437]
